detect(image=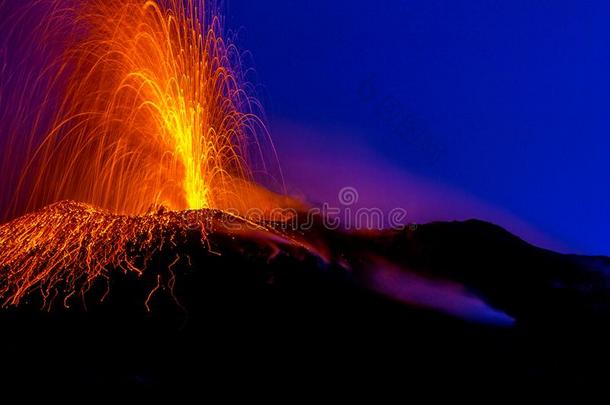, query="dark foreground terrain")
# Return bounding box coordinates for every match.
[0,205,609,400]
